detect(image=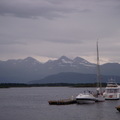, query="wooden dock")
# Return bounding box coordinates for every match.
[48,99,77,105]
[116,105,120,112]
